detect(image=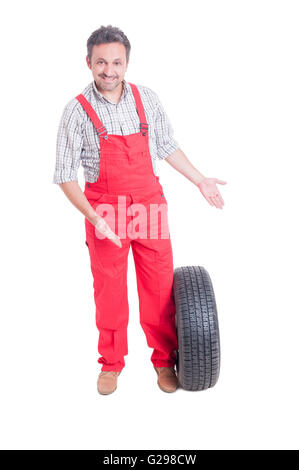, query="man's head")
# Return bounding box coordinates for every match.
[86,25,130,93]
